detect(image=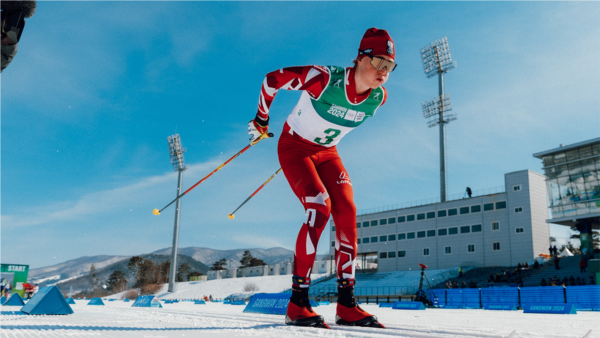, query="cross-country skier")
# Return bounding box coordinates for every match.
[248,28,396,329]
